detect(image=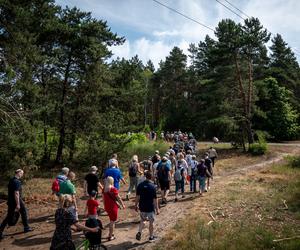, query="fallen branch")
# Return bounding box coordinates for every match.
[282,199,288,210]
[207,220,214,225]
[208,211,216,222]
[273,236,300,242]
[278,199,288,210]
